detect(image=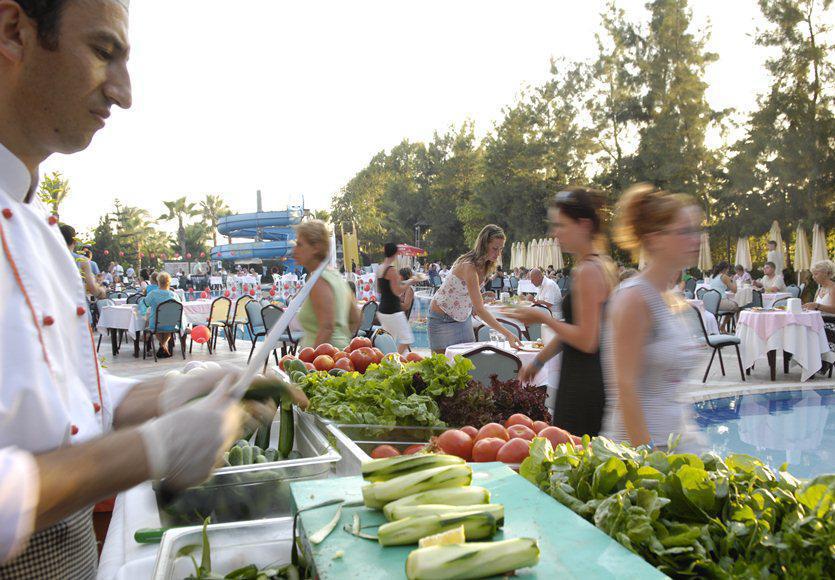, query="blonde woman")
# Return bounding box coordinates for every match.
[428,225,523,353]
[803,259,835,353]
[293,220,360,349]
